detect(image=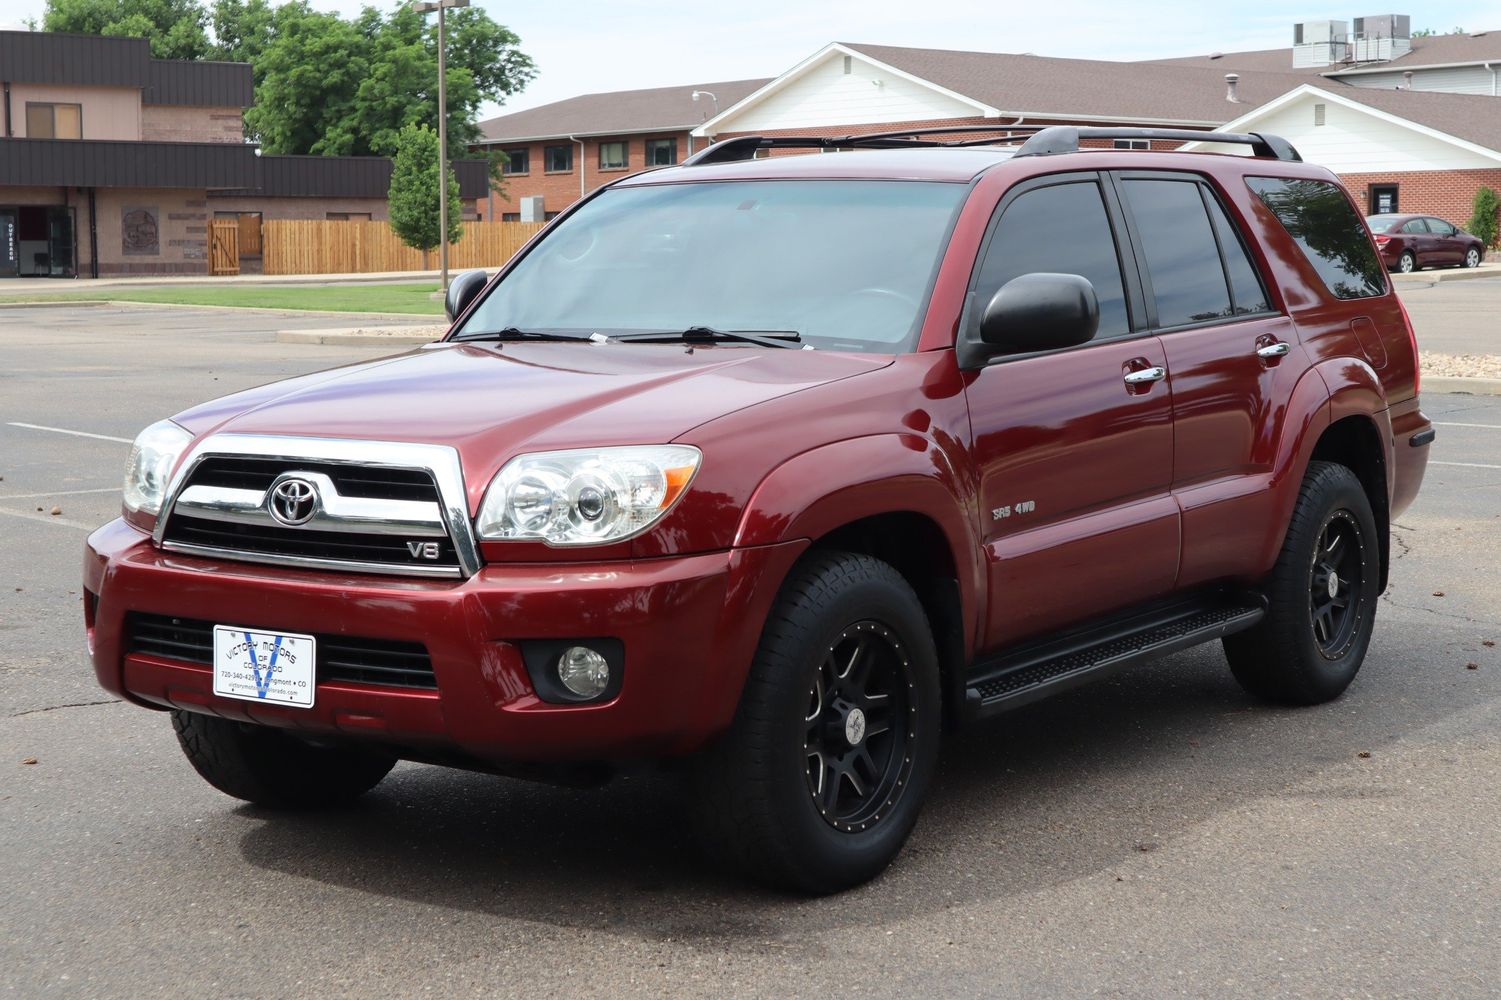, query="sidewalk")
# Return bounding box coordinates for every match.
[0,268,454,293]
[1391,262,1501,284]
